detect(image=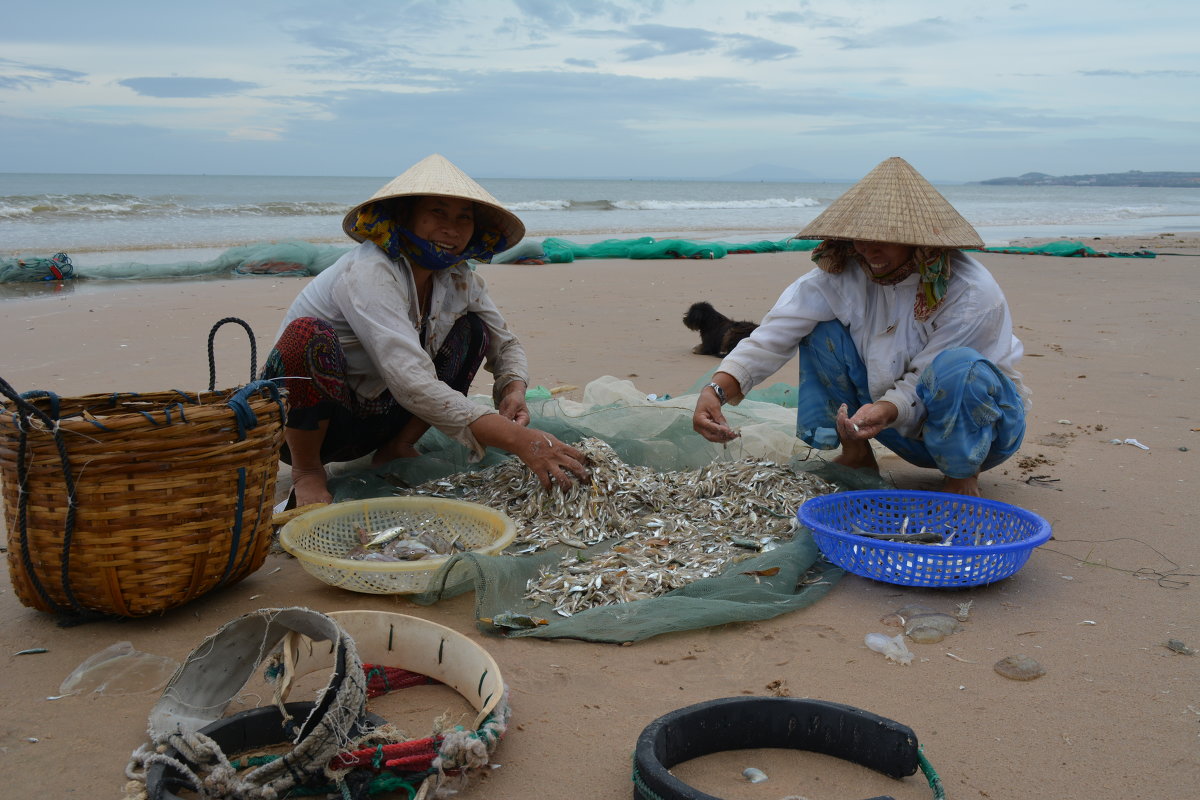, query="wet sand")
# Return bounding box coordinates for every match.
[1,235,1197,798]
